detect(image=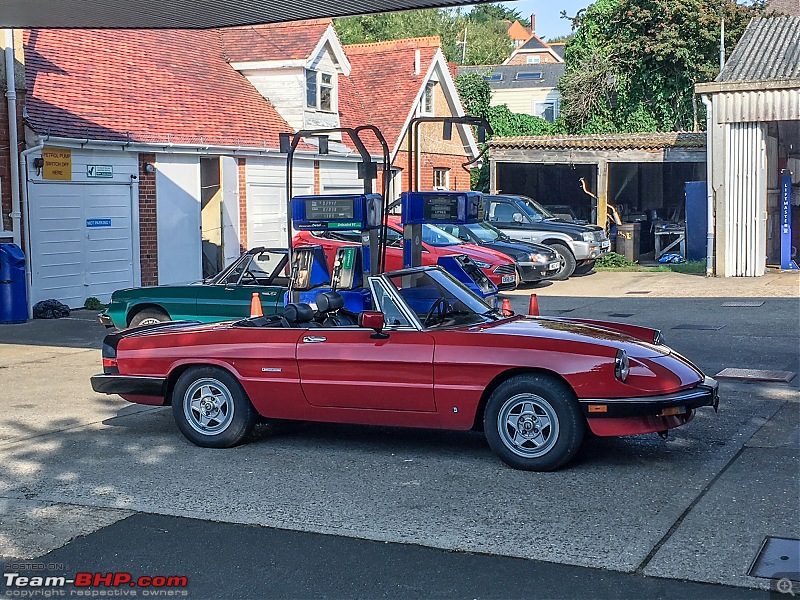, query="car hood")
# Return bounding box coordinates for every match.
[445,243,515,265]
[472,316,668,359]
[484,240,557,260]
